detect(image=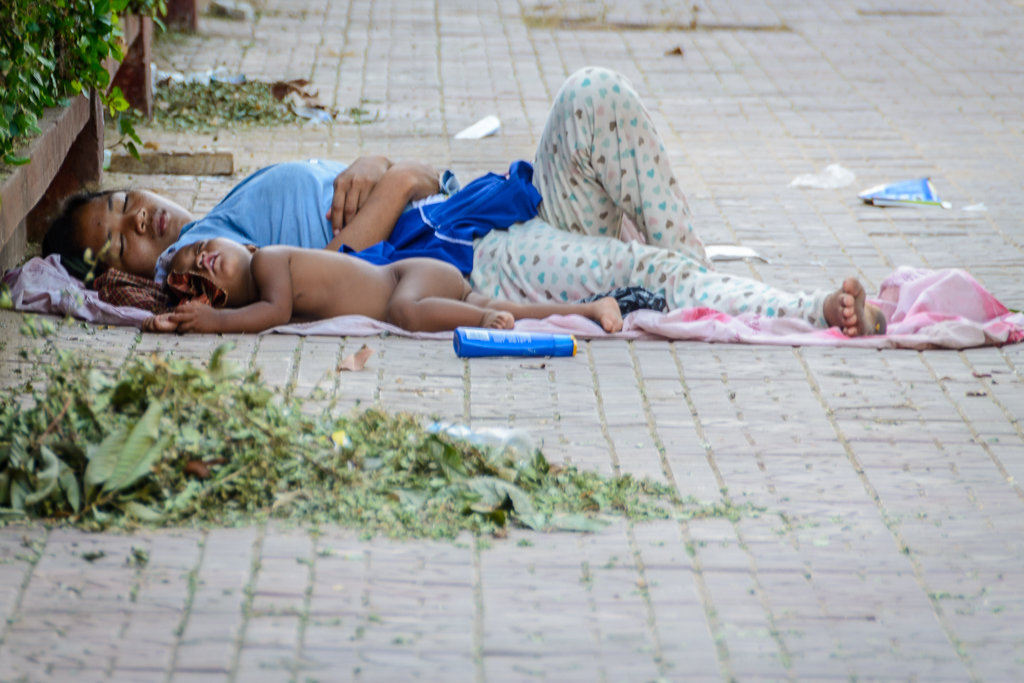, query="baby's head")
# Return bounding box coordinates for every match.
[169,237,259,307]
